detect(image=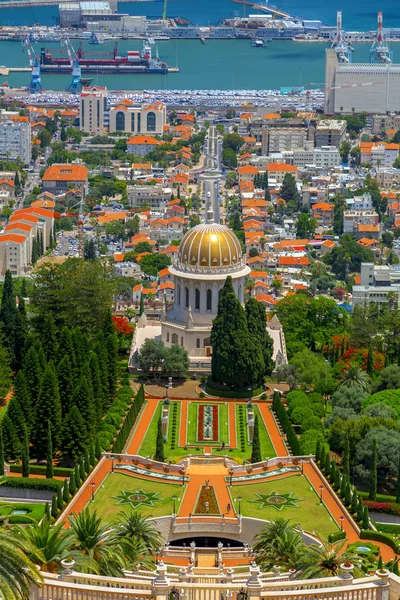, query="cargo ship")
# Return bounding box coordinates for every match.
[39,40,169,74]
